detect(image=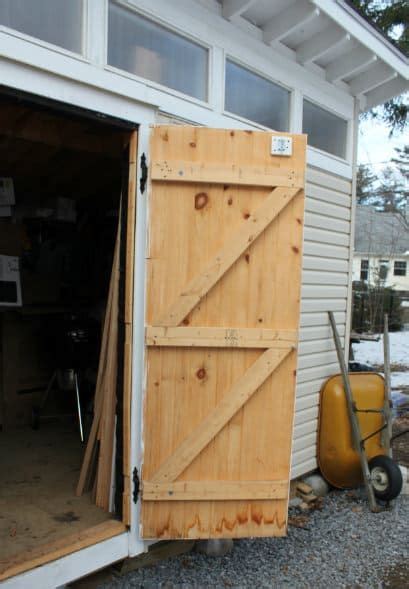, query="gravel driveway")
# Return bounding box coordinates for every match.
[102,490,408,589]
